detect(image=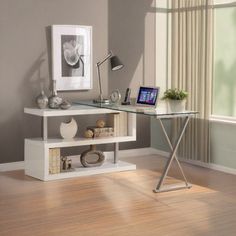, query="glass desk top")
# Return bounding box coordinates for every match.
[74,100,198,118]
